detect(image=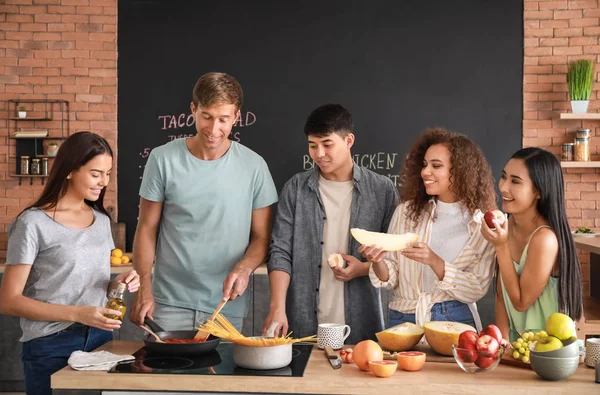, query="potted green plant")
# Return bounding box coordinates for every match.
[567,59,595,114]
[18,106,26,118]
